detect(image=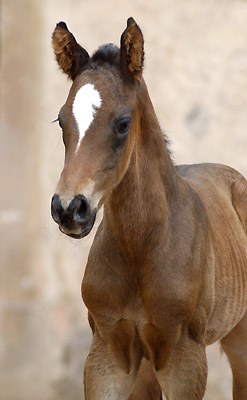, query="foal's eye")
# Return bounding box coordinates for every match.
[53,116,63,130]
[115,118,131,136]
[58,116,63,129]
[53,115,66,145]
